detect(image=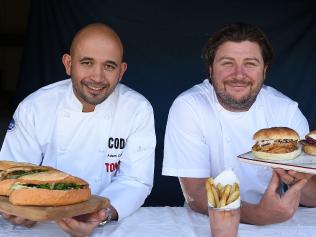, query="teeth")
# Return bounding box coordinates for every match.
[88,86,103,90]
